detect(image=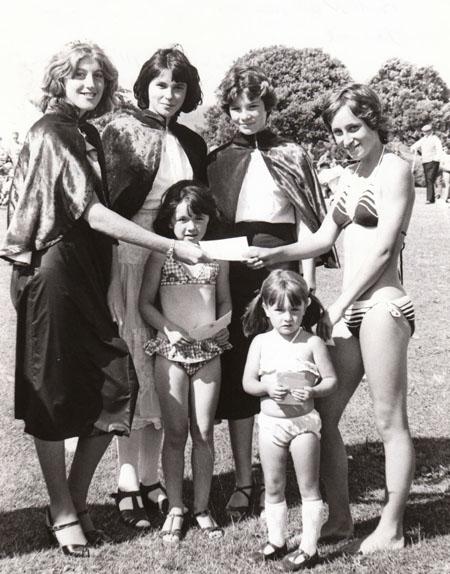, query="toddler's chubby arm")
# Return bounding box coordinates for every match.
[291,335,338,402]
[243,336,289,402]
[139,252,193,346]
[214,260,232,345]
